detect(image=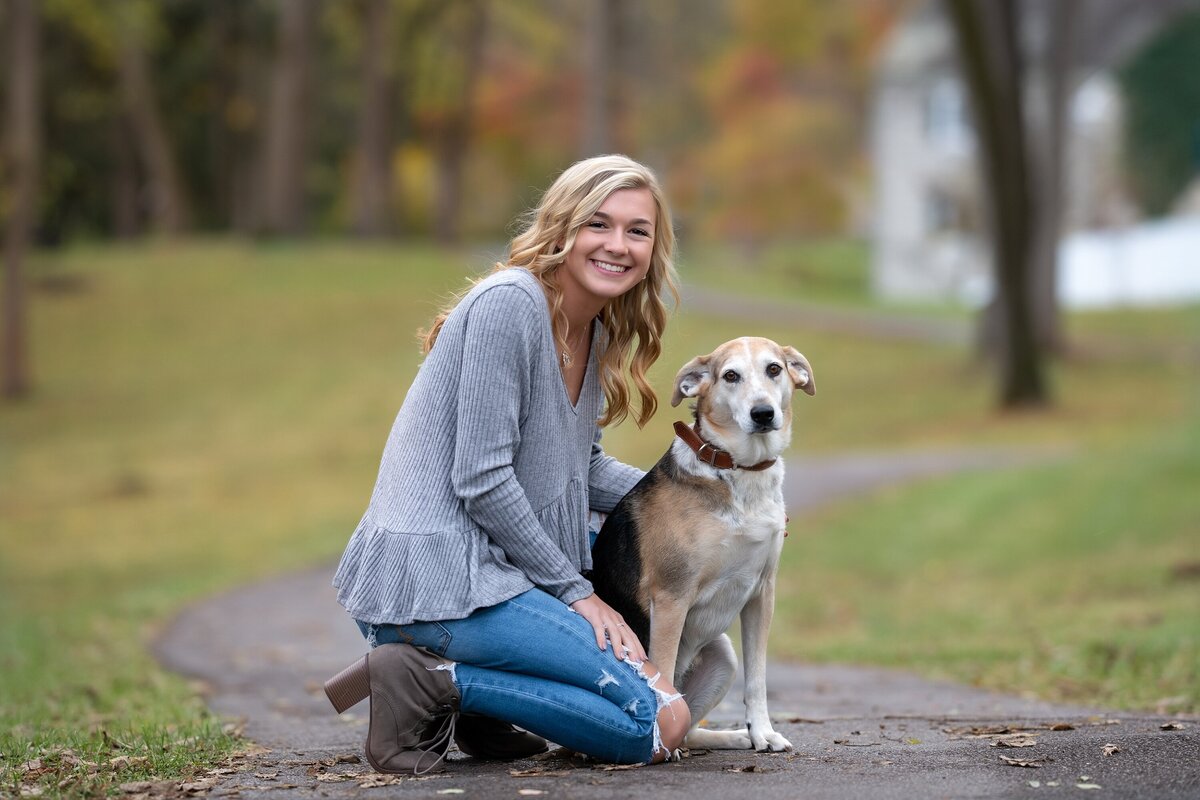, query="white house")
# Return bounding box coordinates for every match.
[870,4,1200,310]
